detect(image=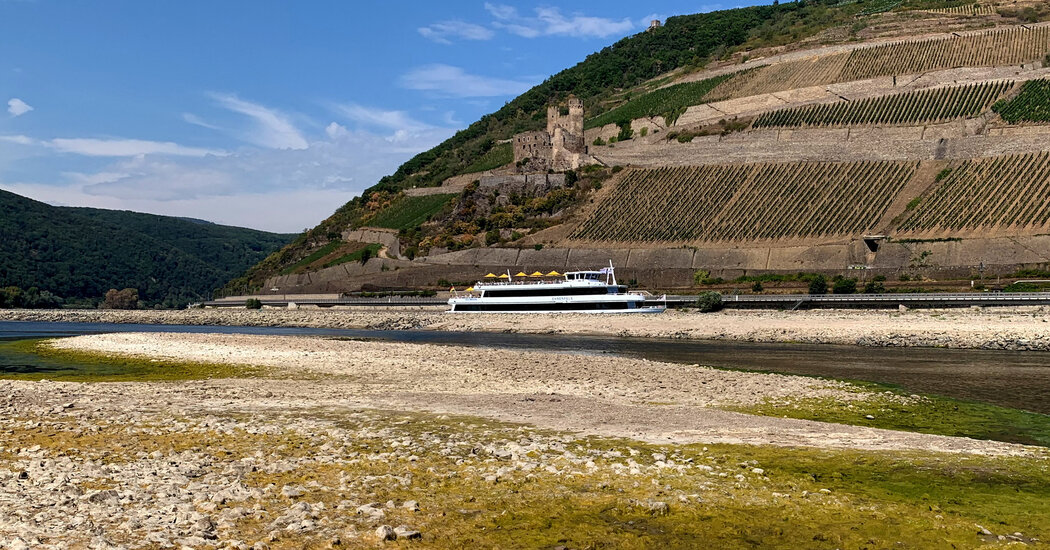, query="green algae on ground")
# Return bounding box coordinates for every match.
[6,406,1049,549]
[730,385,1050,448]
[0,338,266,381]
